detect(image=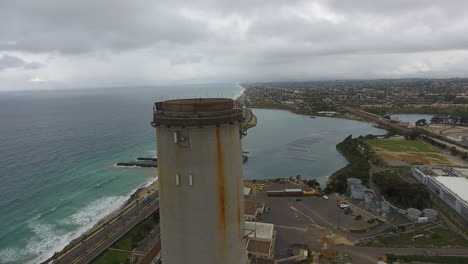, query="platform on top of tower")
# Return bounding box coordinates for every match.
[152,98,244,127]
